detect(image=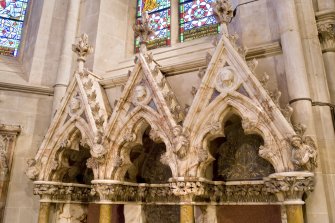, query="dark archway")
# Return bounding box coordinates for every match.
[207,115,275,181]
[125,127,179,223]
